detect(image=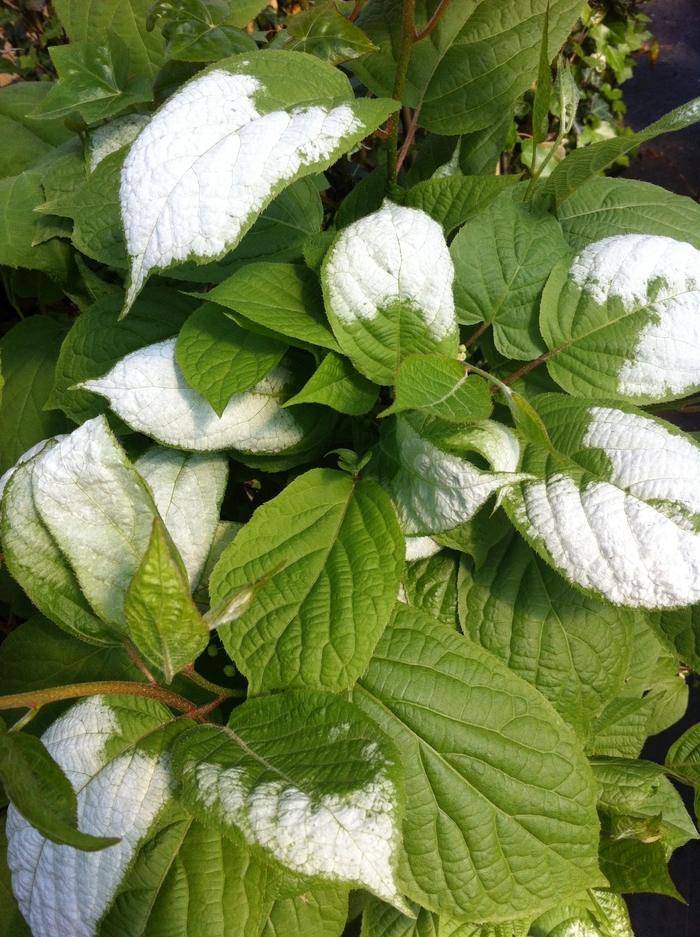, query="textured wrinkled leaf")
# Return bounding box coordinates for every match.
[451,194,569,359]
[598,838,682,900]
[374,412,525,535]
[504,394,700,609]
[176,302,288,415]
[0,721,118,852]
[354,605,602,921]
[261,889,348,937]
[403,176,519,237]
[286,1,378,65]
[210,467,404,692]
[135,445,228,589]
[81,339,310,454]
[284,351,378,415]
[382,355,492,423]
[47,288,196,425]
[353,0,582,134]
[436,500,512,568]
[0,815,32,937]
[439,919,530,937]
[666,722,700,786]
[529,890,633,937]
[120,51,395,311]
[361,897,438,937]
[32,31,152,124]
[30,416,160,629]
[6,696,188,937]
[149,0,257,62]
[0,316,71,475]
[589,757,664,815]
[541,234,700,403]
[322,201,458,384]
[402,550,458,627]
[86,114,151,172]
[458,530,634,740]
[172,690,408,908]
[208,262,339,350]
